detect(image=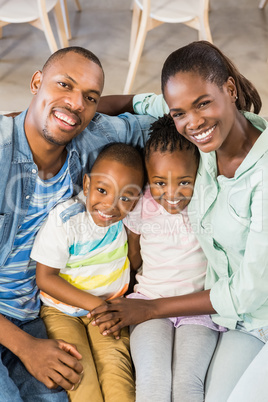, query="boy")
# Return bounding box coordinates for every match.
[31,143,144,402]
